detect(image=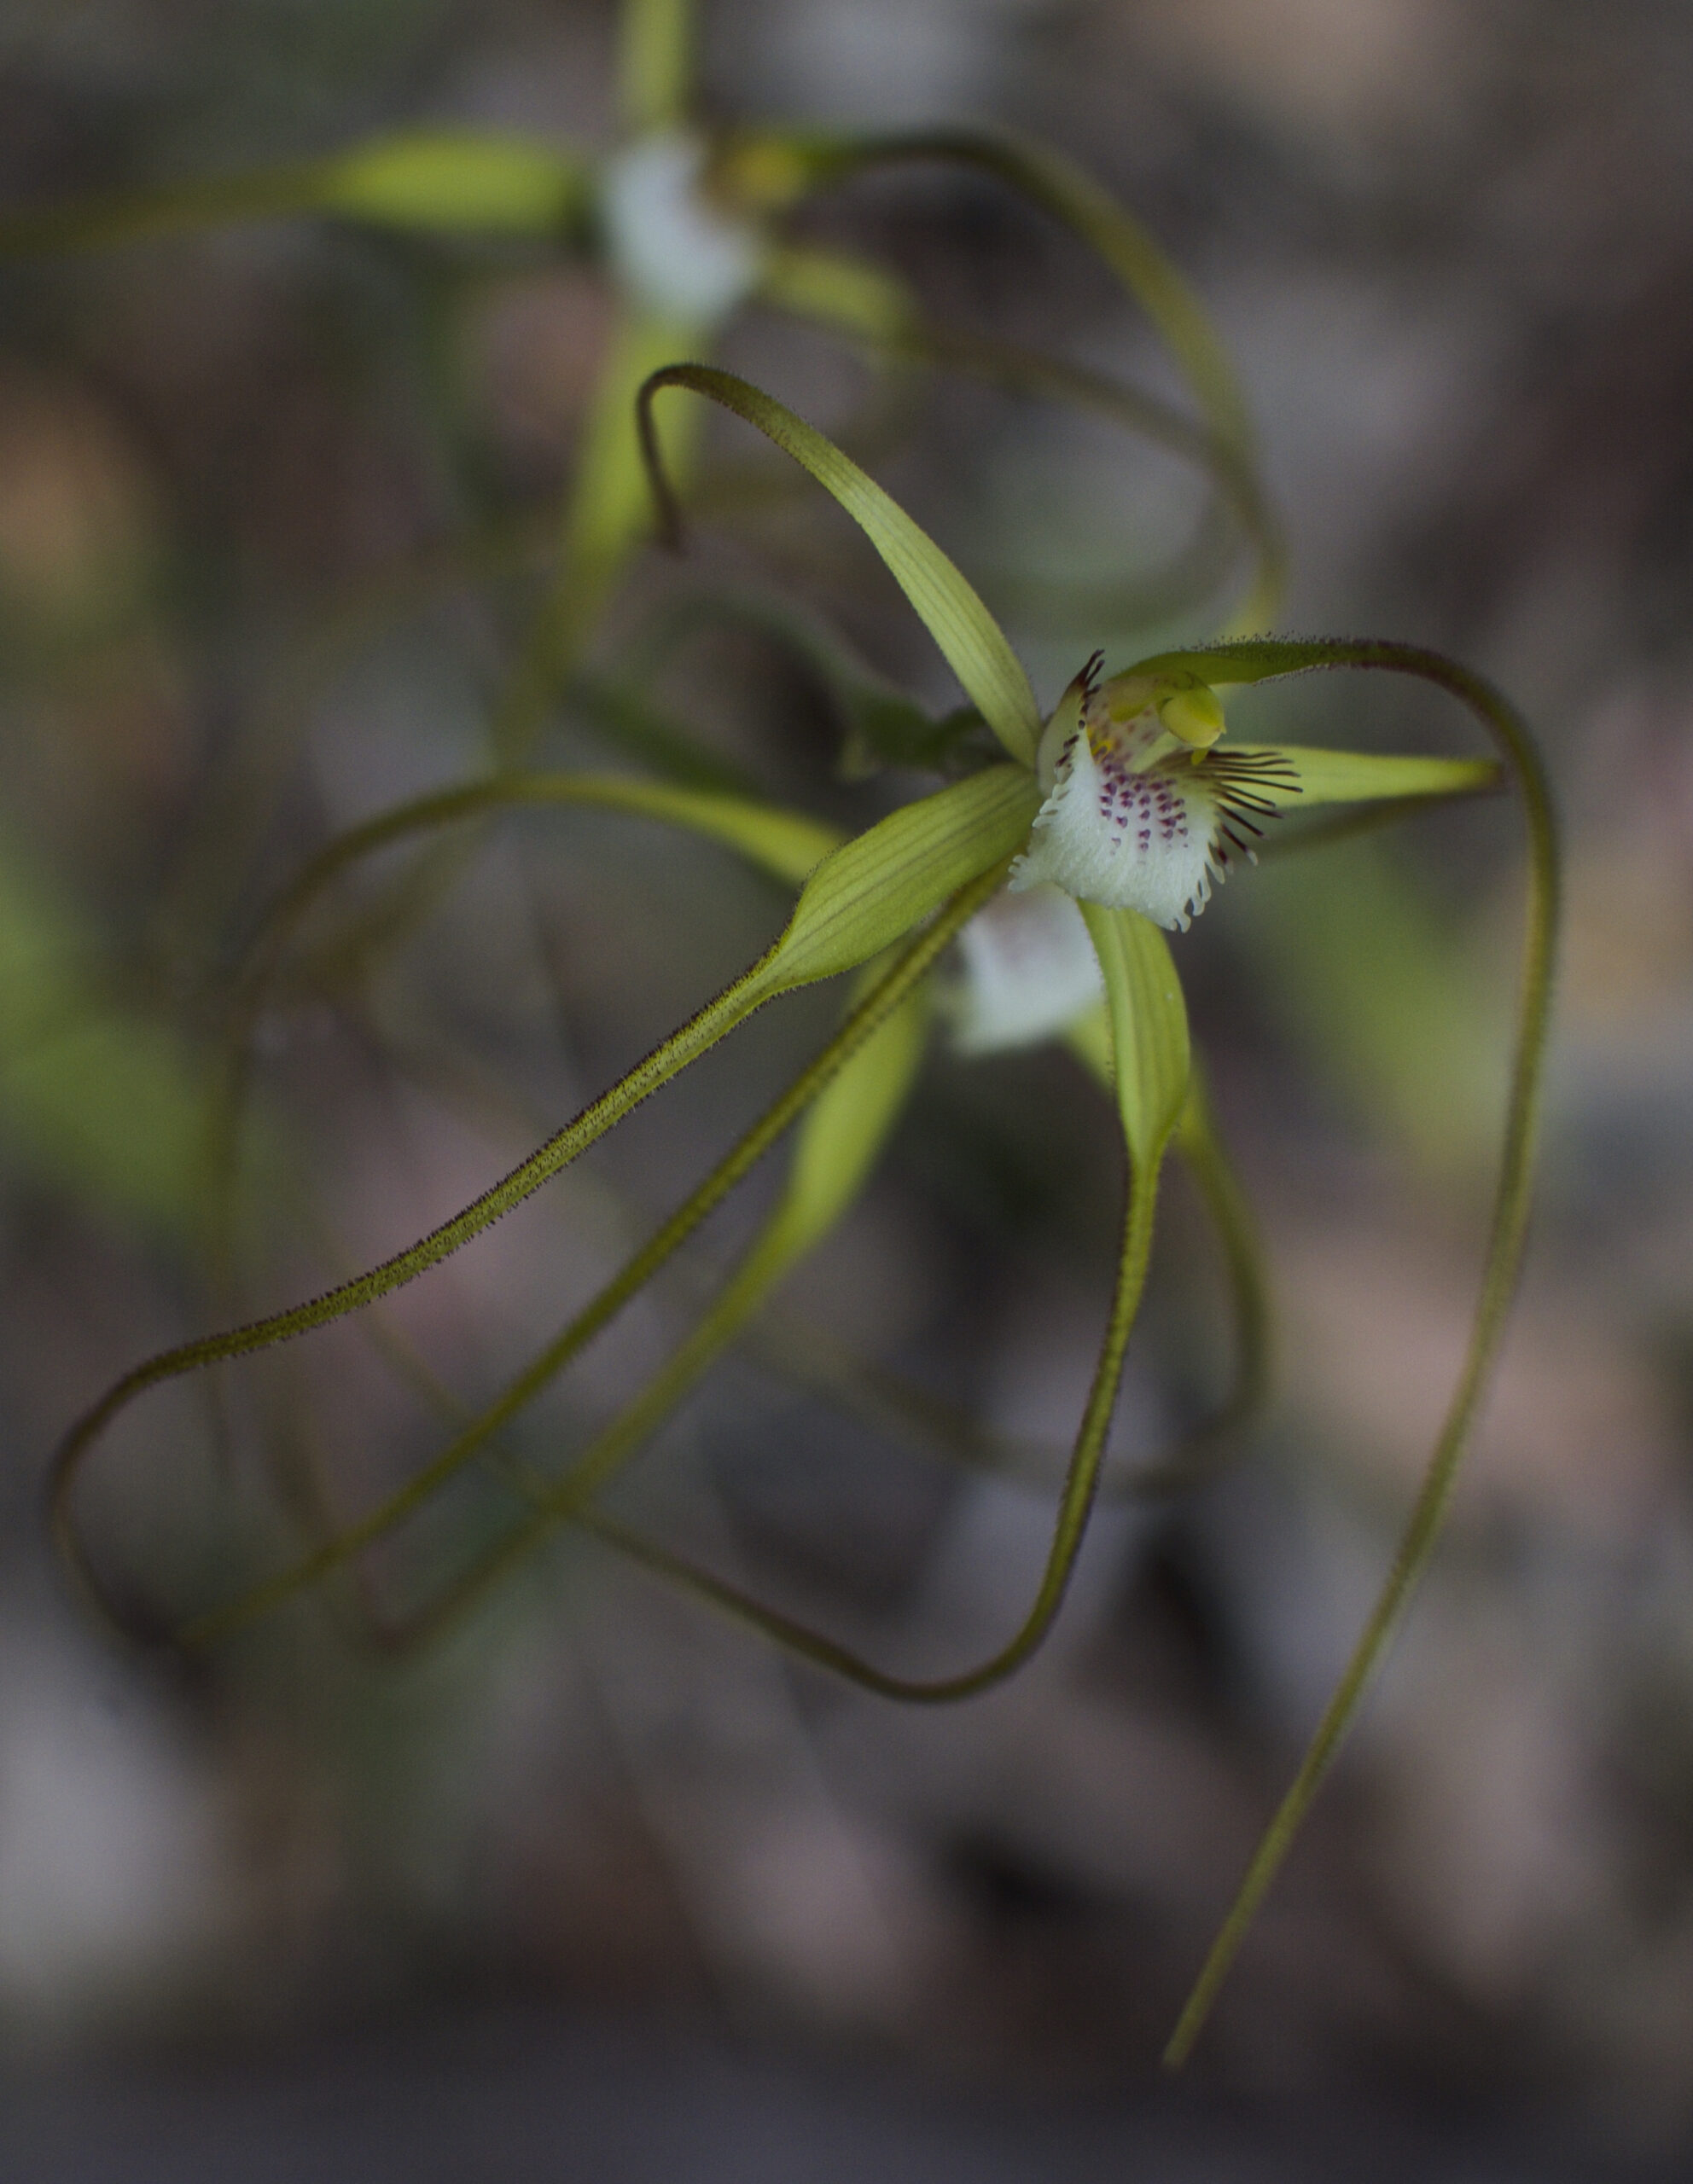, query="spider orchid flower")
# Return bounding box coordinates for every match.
[1009,659,1296,930]
[49,365,1556,2066]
